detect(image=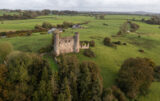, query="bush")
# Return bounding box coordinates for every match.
[42,22,53,29]
[62,21,73,28]
[0,42,13,63]
[128,21,140,32]
[103,37,111,46]
[145,16,160,25]
[89,40,95,47]
[35,24,42,29]
[39,45,53,53]
[154,66,160,81]
[138,49,144,53]
[117,57,155,99]
[83,49,95,58]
